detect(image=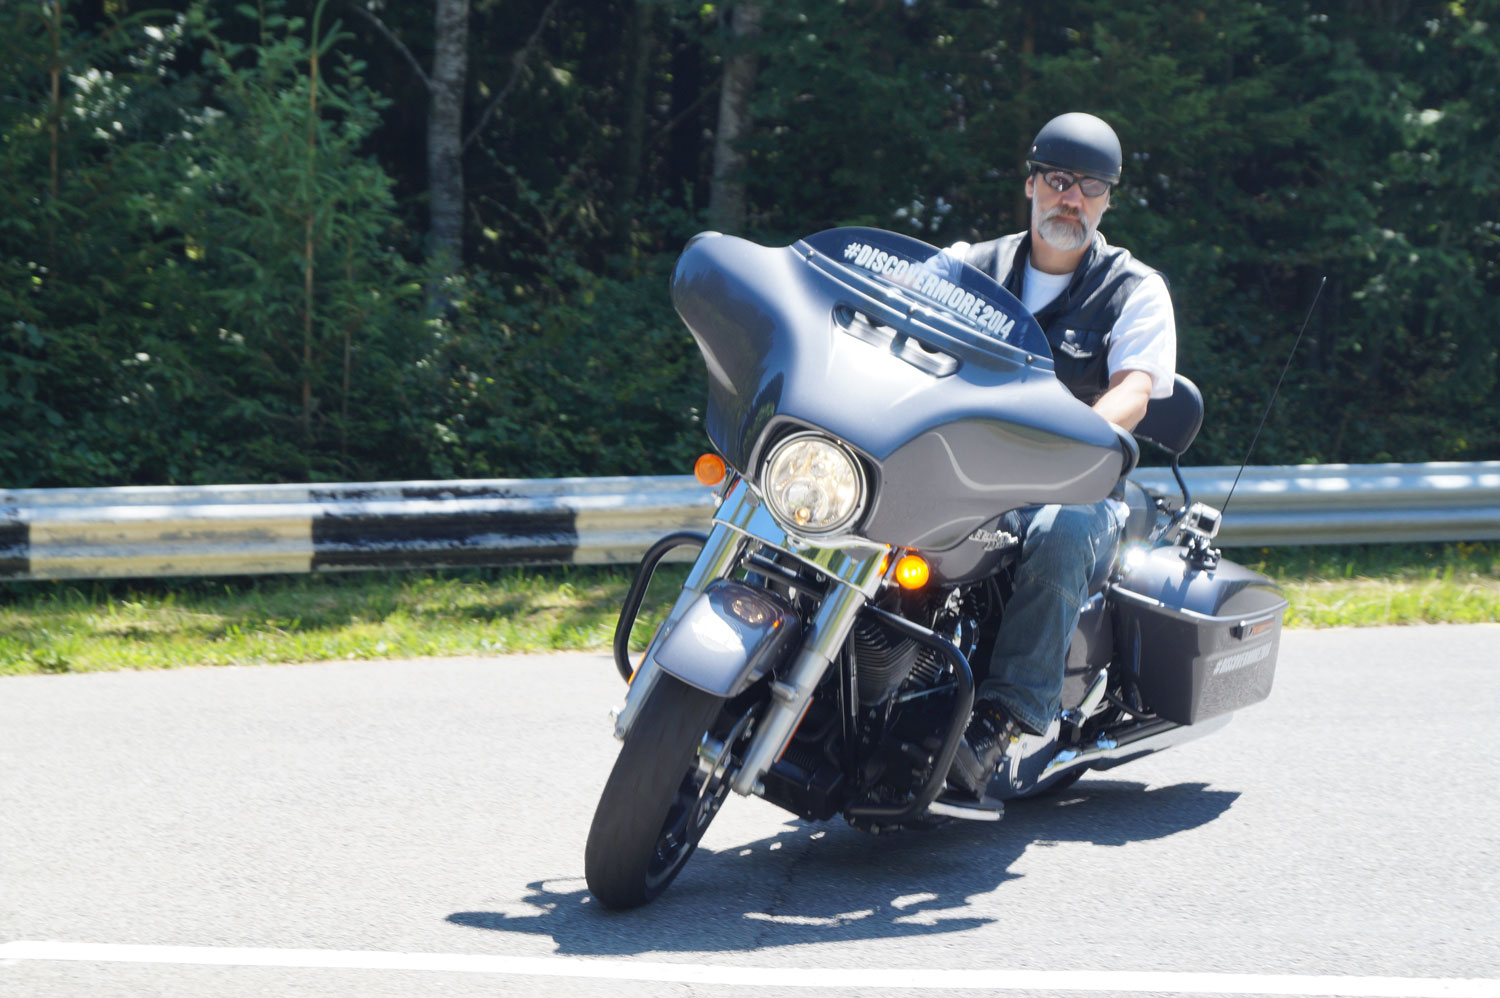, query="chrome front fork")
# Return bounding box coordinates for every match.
[729,581,869,796]
[613,479,888,799]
